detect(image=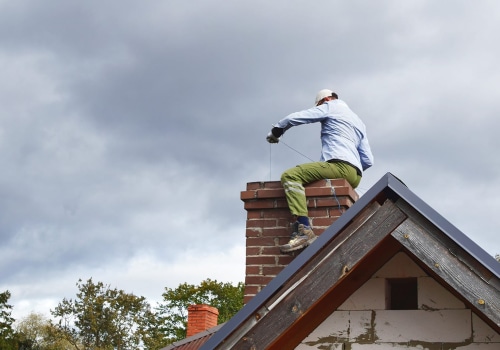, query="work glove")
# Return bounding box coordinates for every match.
[266,132,280,144]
